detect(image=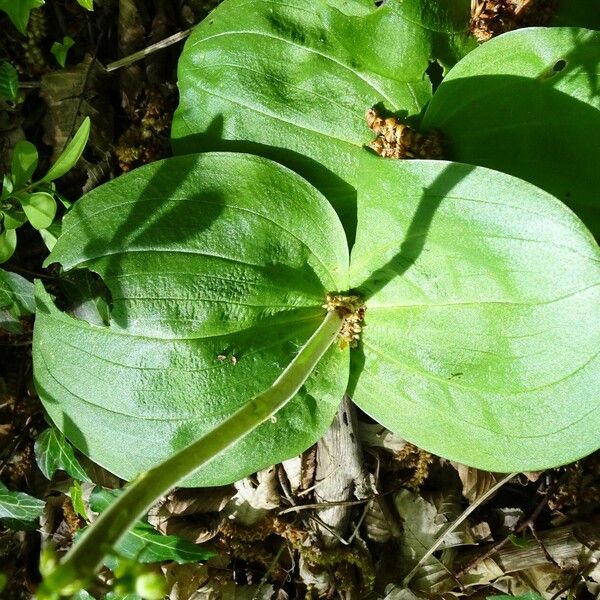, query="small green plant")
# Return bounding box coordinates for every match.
[50,36,75,68]
[24,0,600,596]
[0,117,90,263]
